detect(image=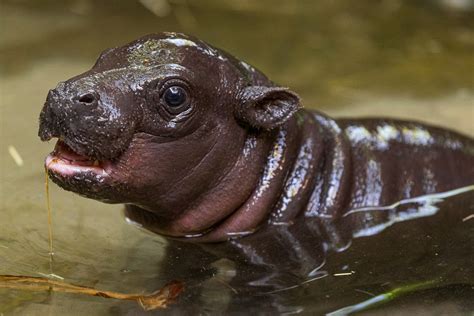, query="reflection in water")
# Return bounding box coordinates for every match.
[152,186,473,314]
[3,184,471,314]
[346,185,474,237]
